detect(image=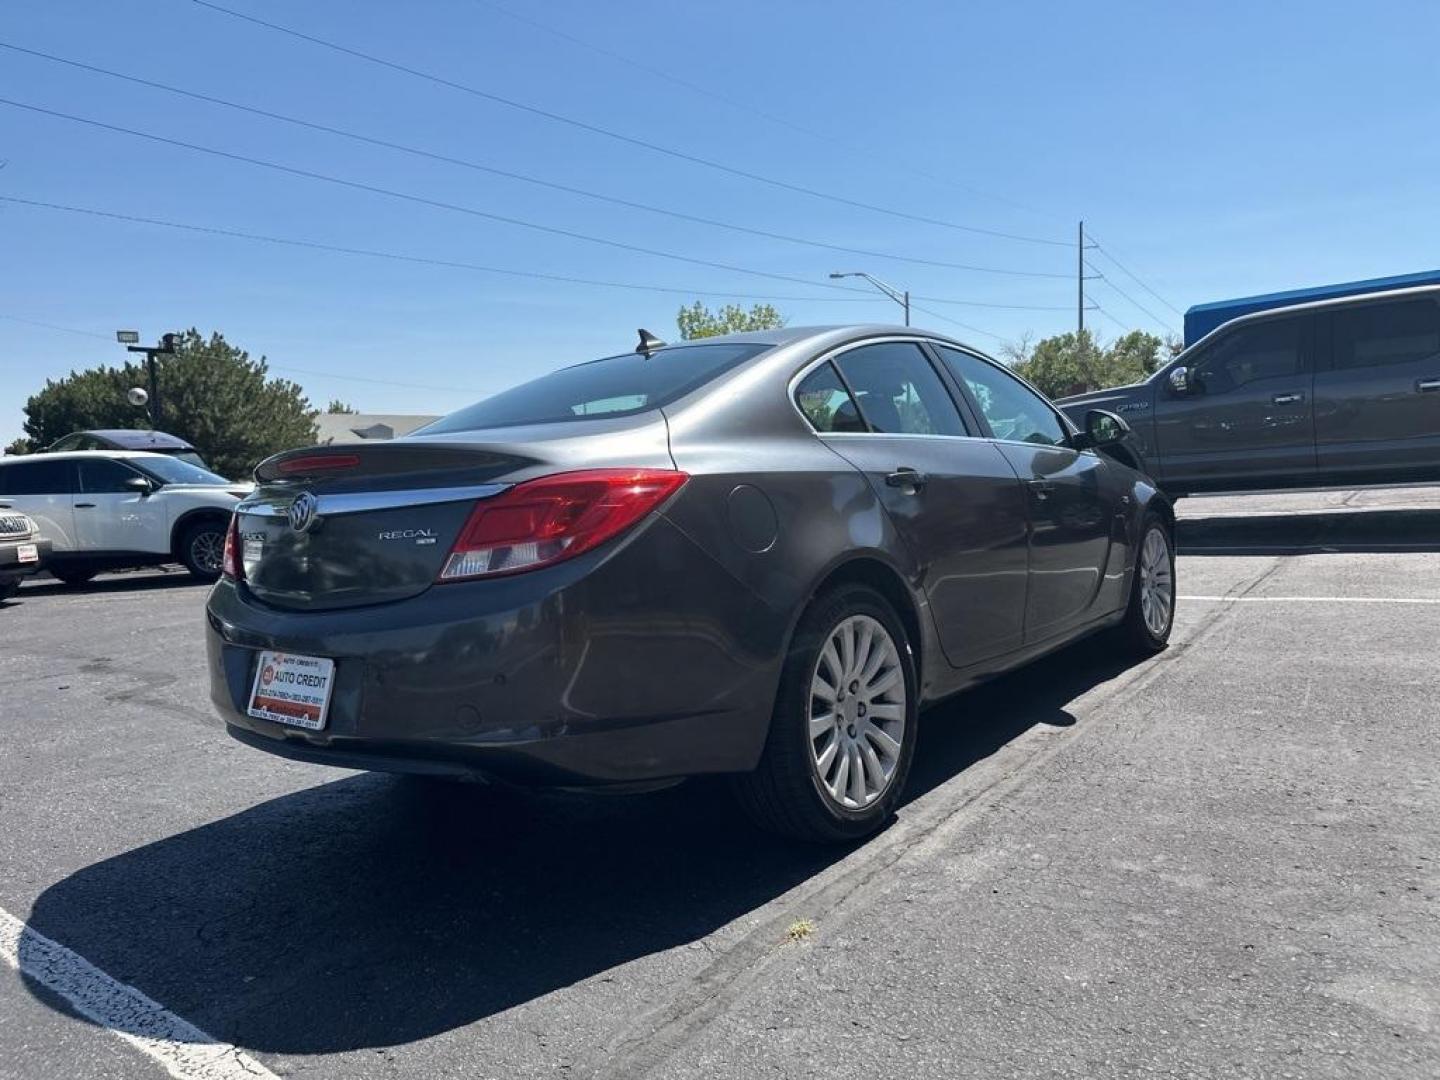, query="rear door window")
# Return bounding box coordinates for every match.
[832,342,967,436]
[0,459,74,496]
[1332,298,1440,369]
